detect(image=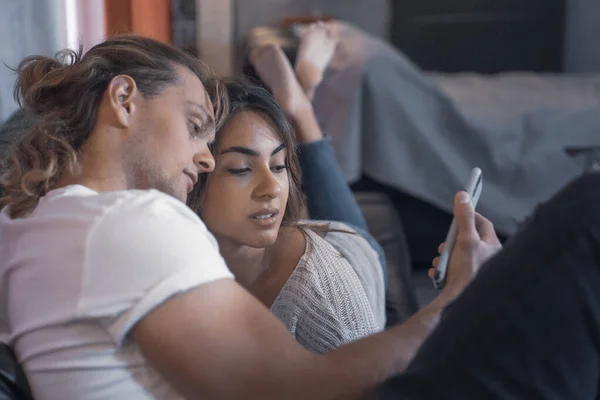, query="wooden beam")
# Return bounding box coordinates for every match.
[104,0,172,43]
[104,0,132,36]
[131,0,172,43]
